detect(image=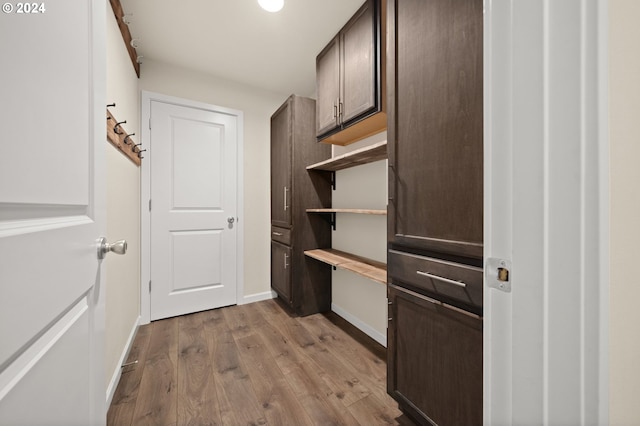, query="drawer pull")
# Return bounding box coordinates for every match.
[416,271,467,288]
[272,232,283,236]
